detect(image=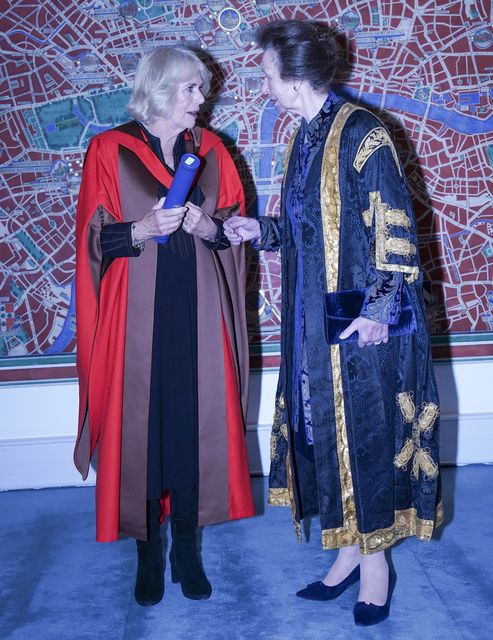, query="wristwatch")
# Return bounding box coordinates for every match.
[130,222,145,252]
